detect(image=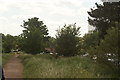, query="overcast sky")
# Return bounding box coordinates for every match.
[0,0,102,37]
